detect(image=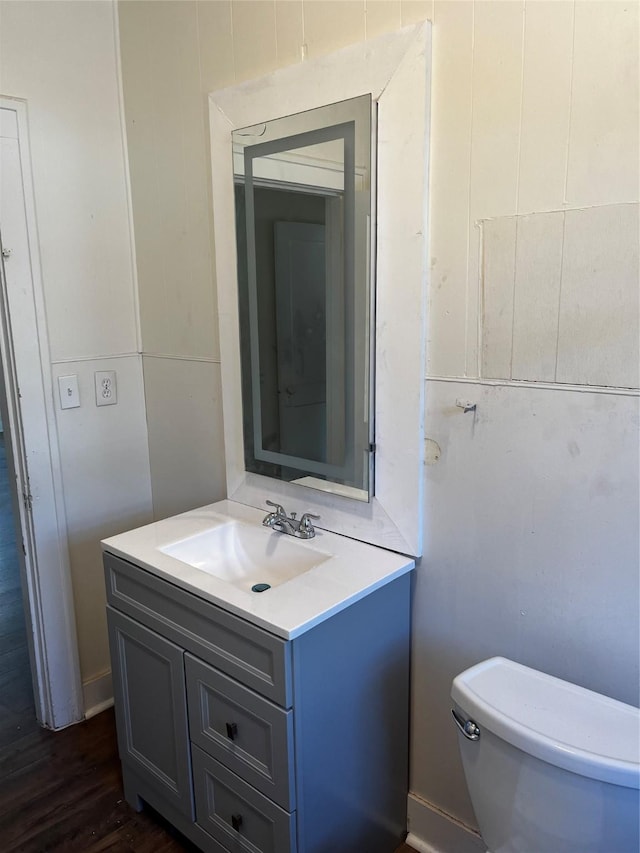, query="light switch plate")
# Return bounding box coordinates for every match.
[95,370,117,406]
[58,375,80,410]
